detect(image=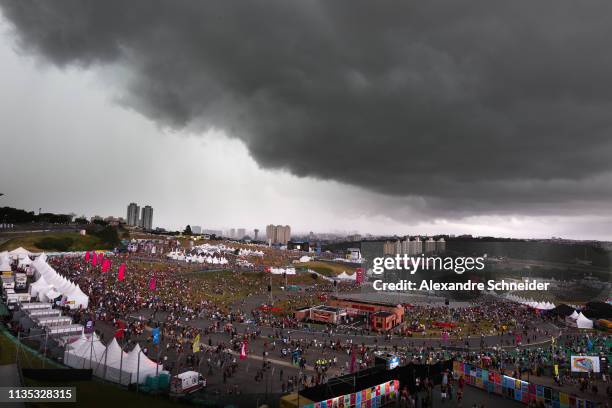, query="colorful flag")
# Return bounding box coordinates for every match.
[85,251,90,262]
[240,339,248,360]
[193,334,201,353]
[149,276,156,291]
[101,259,111,273]
[114,320,126,338]
[92,252,97,266]
[118,263,126,281]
